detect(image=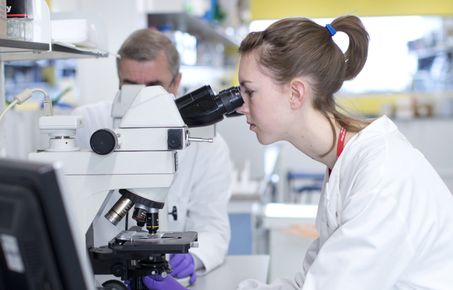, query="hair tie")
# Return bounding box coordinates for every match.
[326,24,336,37]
